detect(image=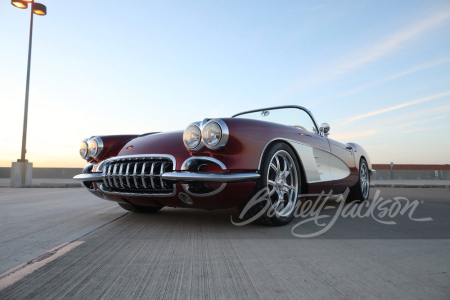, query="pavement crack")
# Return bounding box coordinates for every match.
[70,212,129,243]
[24,252,56,266]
